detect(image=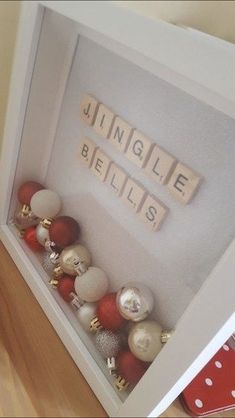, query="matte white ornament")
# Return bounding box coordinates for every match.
[76,302,97,332]
[36,223,50,245]
[128,320,163,362]
[74,267,109,302]
[30,189,61,219]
